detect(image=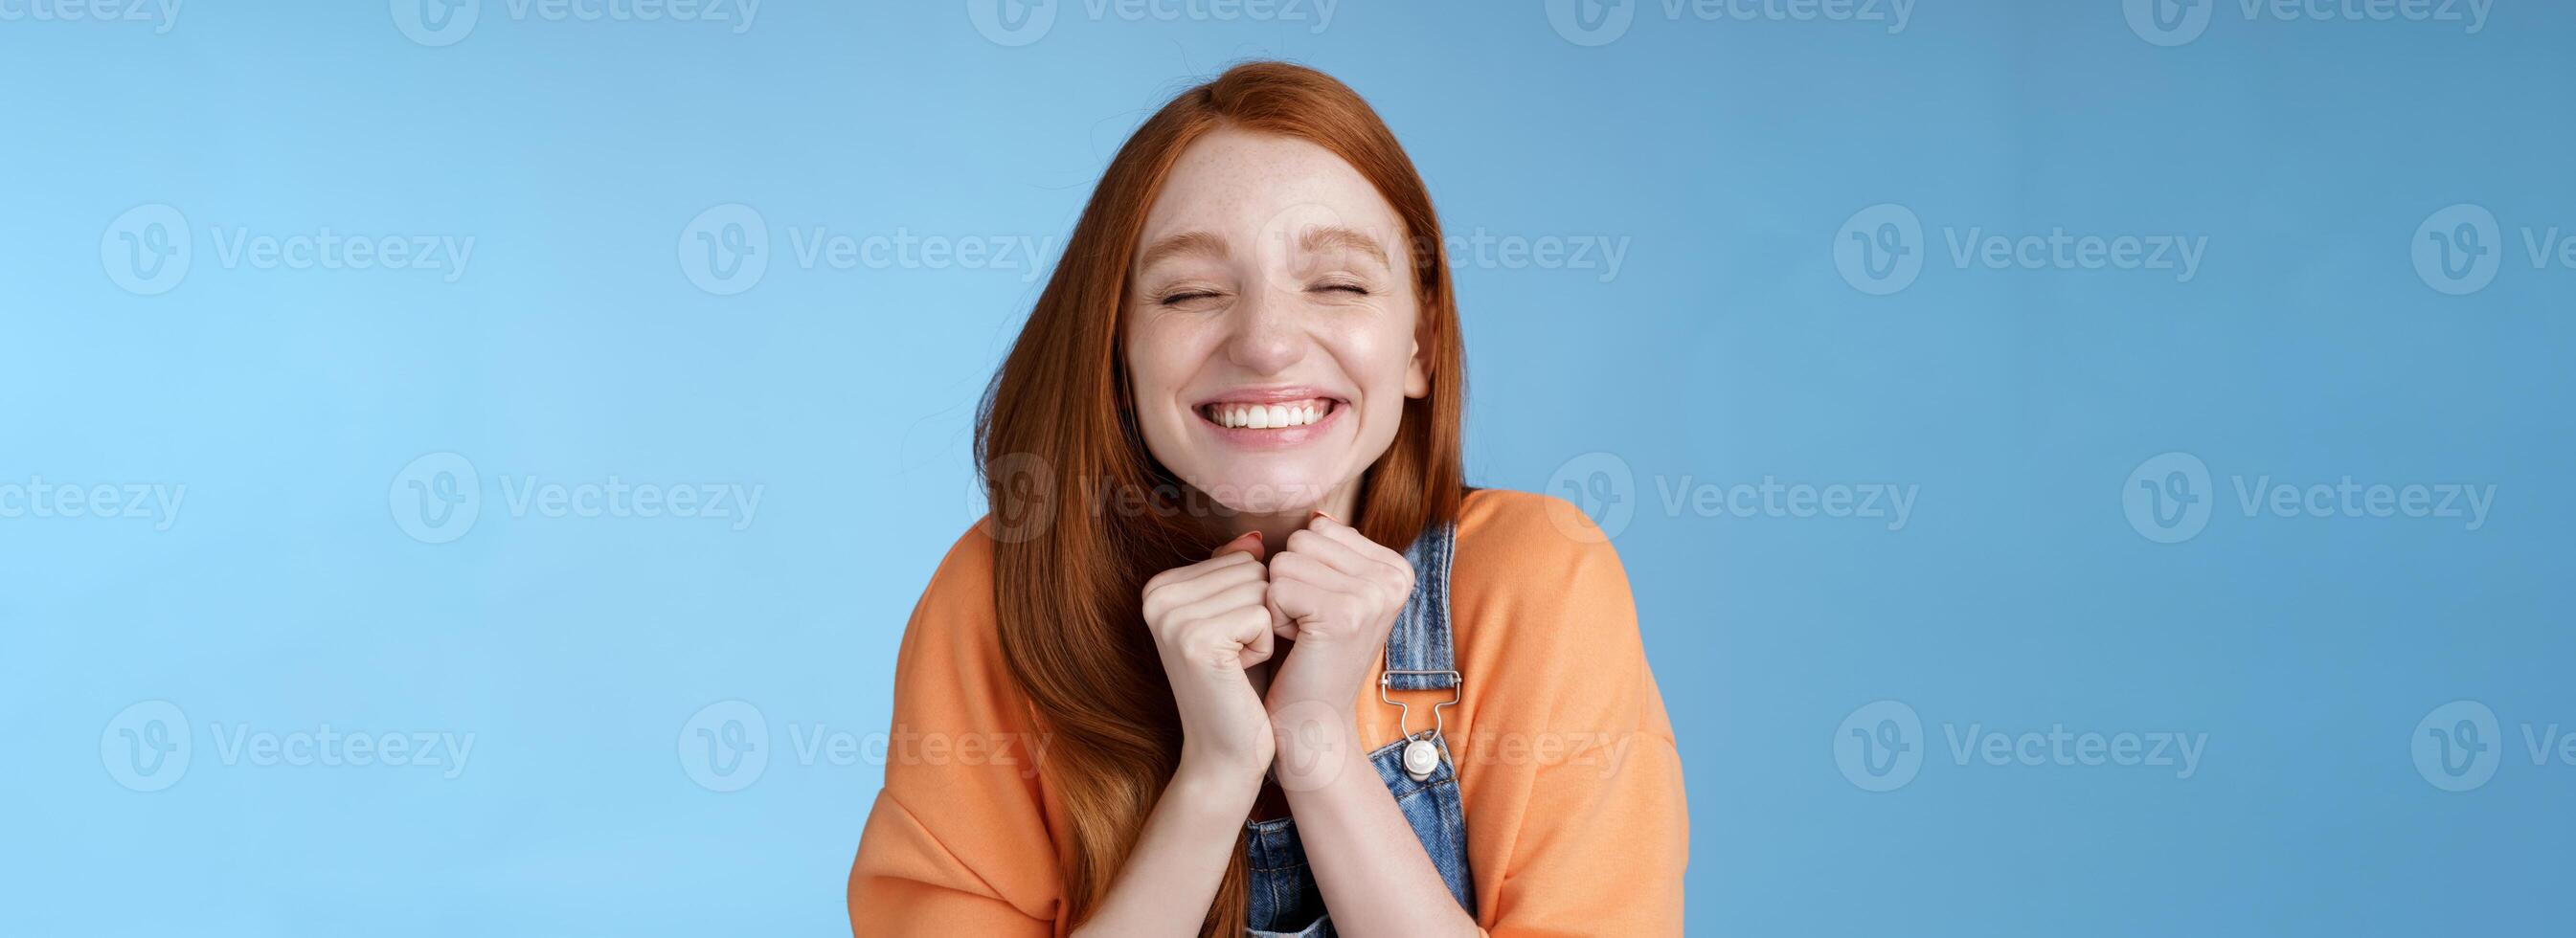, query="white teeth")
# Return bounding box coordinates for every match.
[1208,399,1331,430]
